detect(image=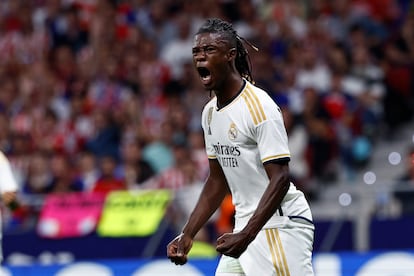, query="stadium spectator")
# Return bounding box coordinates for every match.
[66,87,95,150]
[92,154,126,195]
[302,87,338,182]
[188,129,210,181]
[322,71,361,180]
[22,151,52,195]
[137,39,170,140]
[160,13,194,81]
[295,44,332,93]
[349,43,385,140]
[382,14,414,136]
[73,150,100,192]
[85,108,122,161]
[86,54,134,112]
[5,133,31,188]
[46,153,82,194]
[141,120,174,174]
[180,62,211,131]
[214,193,235,237]
[46,4,89,53]
[144,138,196,190]
[116,139,154,188]
[281,106,312,197]
[167,151,214,242]
[136,0,177,49]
